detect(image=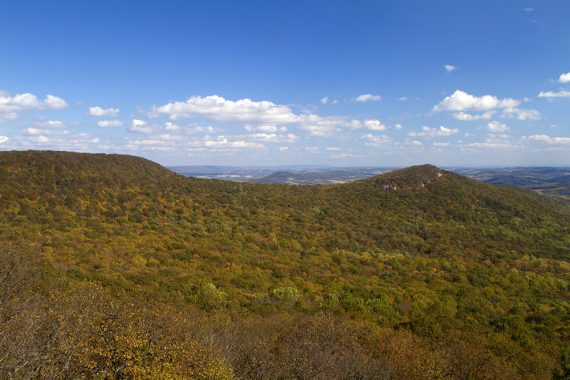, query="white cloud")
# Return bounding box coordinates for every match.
[559,72,570,83]
[346,119,387,131]
[408,126,459,138]
[462,134,516,150]
[486,121,509,133]
[433,142,450,147]
[325,147,341,151]
[453,111,494,121]
[435,90,538,121]
[44,95,68,110]
[538,90,570,98]
[152,95,297,125]
[362,134,391,146]
[243,133,298,143]
[502,107,540,120]
[188,125,215,133]
[524,7,534,12]
[244,124,287,133]
[355,94,381,102]
[89,106,120,116]
[25,128,48,136]
[527,134,570,145]
[297,114,344,136]
[298,115,388,136]
[433,90,519,112]
[0,136,9,144]
[444,64,456,72]
[320,96,329,105]
[203,137,264,149]
[97,120,123,128]
[394,123,402,130]
[0,92,68,114]
[464,141,515,149]
[364,119,386,131]
[164,122,180,131]
[11,127,103,152]
[363,119,386,131]
[398,96,408,101]
[129,119,152,134]
[152,94,391,139]
[0,112,18,123]
[44,120,65,128]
